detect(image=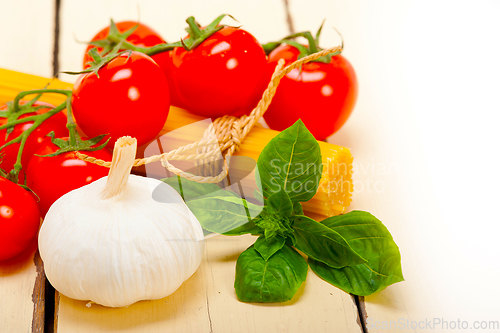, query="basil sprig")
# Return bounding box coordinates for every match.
[309,211,404,296]
[161,120,403,302]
